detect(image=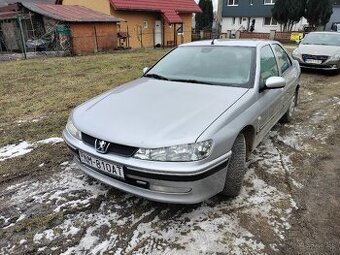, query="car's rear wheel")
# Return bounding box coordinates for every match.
[281,91,297,123]
[221,133,247,198]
